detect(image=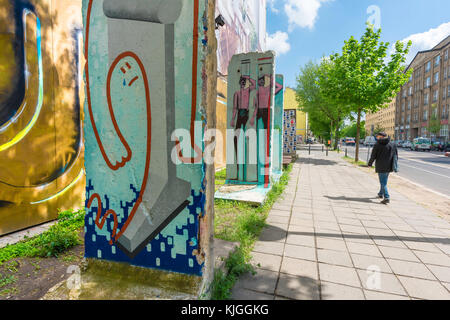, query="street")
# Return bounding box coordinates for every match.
[343,145,450,197]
